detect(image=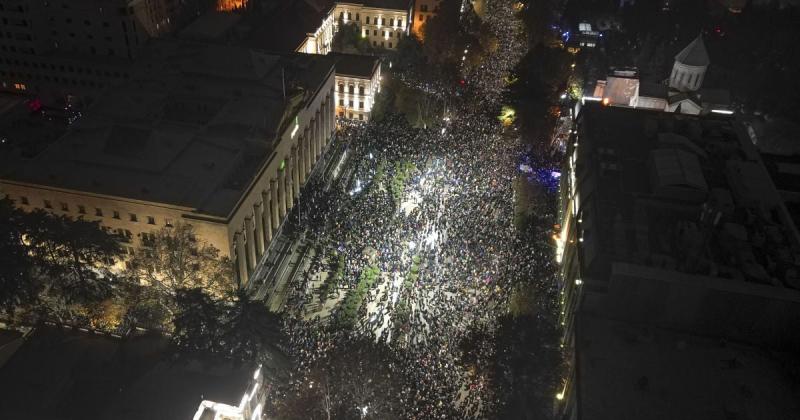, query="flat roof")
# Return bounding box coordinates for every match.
[0,39,334,218]
[576,315,800,420]
[574,104,800,290]
[0,325,255,420]
[327,52,380,78]
[179,11,242,41]
[360,0,412,9]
